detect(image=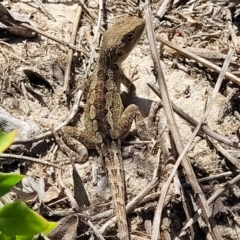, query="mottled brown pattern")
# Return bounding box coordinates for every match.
[62,16,149,240]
